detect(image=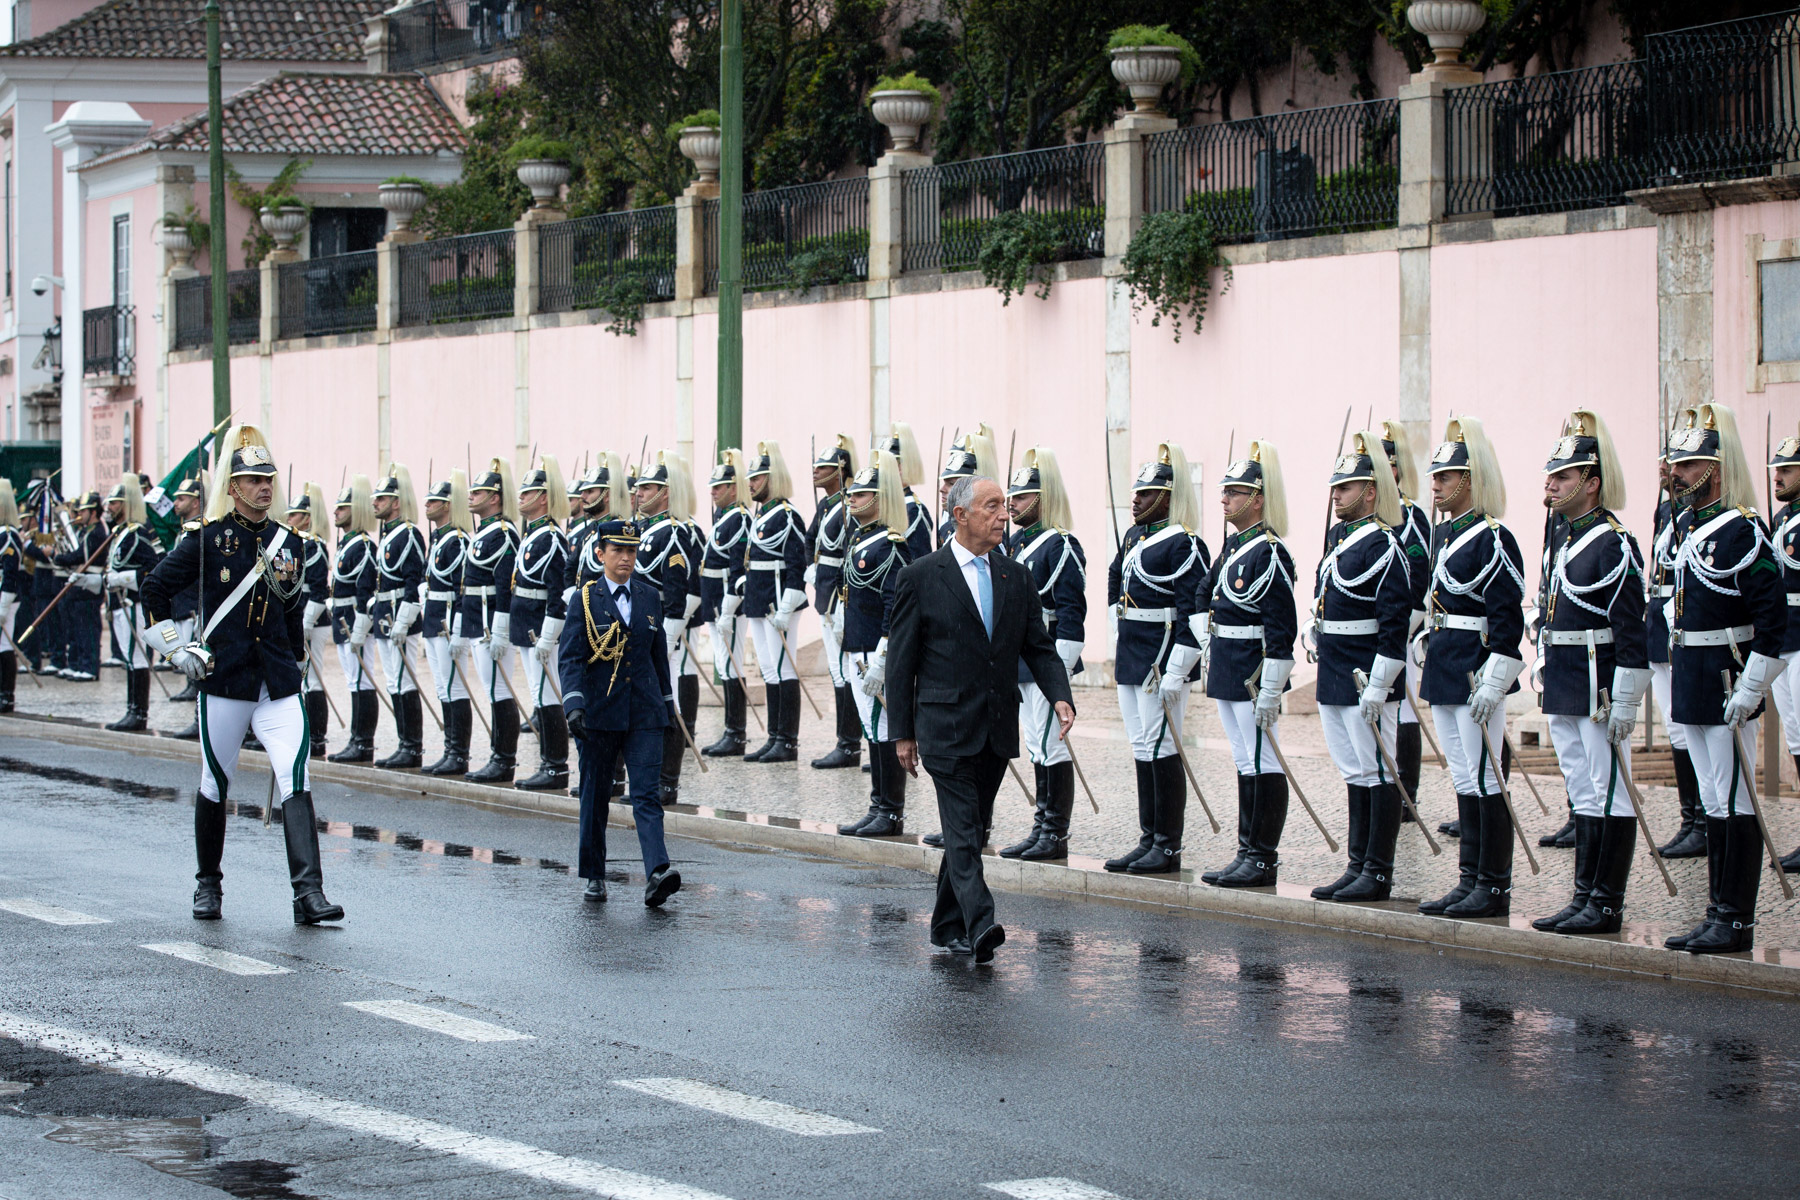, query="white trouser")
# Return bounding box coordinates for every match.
[423,635,470,703]
[196,687,310,803]
[1548,713,1636,817]
[0,592,19,652]
[746,616,798,684]
[710,616,746,682]
[1677,719,1761,818]
[520,642,555,708]
[1118,683,1187,762]
[472,636,517,704]
[1649,662,1687,749]
[109,602,151,669]
[668,623,699,679]
[375,635,418,696]
[820,613,846,688]
[1432,702,1508,795]
[1320,702,1398,788]
[301,624,332,693]
[1216,698,1285,776]
[1769,648,1800,755]
[1020,680,1070,766]
[846,651,891,742]
[1399,655,1422,725]
[337,639,376,693]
